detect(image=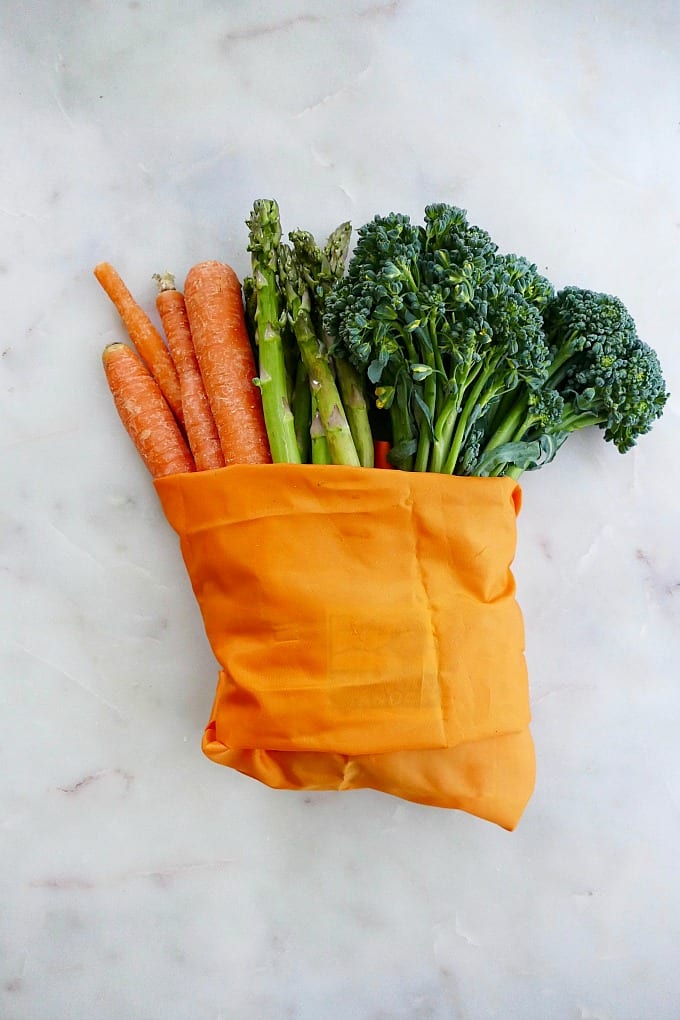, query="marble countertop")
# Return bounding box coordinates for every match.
[3,2,680,1017]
